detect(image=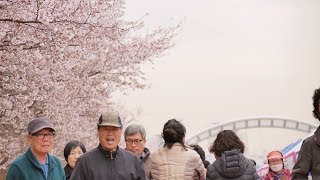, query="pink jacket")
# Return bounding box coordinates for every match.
[262,169,291,180]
